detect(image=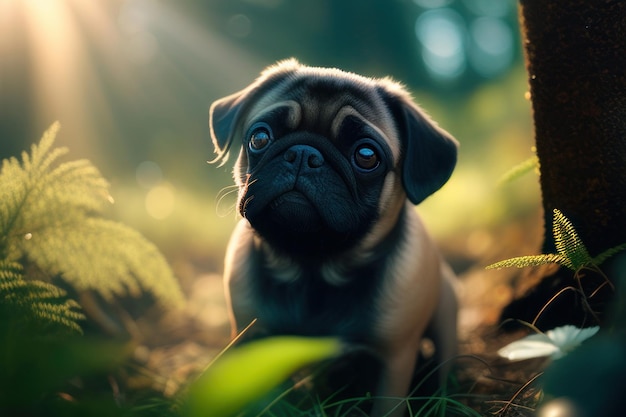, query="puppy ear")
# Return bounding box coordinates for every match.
[382,86,458,204]
[209,58,301,165]
[209,90,250,165]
